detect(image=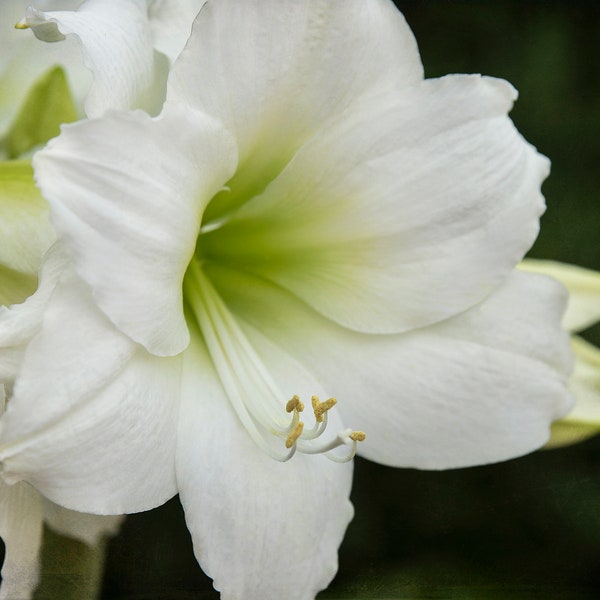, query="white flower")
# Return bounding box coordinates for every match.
[0,1,573,598]
[520,259,600,447]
